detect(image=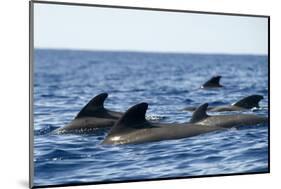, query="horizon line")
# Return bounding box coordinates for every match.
[34,47,268,57]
